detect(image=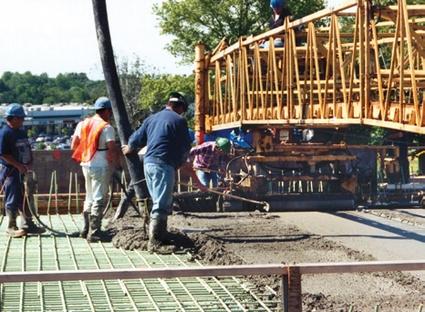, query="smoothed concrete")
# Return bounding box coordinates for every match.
[279,209,425,279]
